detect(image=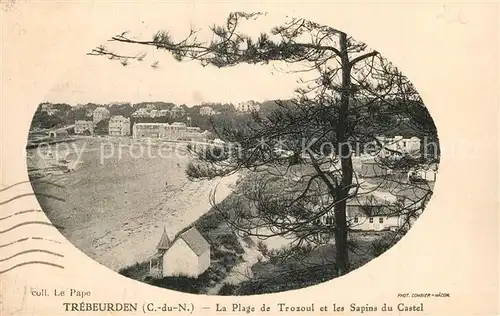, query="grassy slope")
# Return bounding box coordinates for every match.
[119,166,424,295]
